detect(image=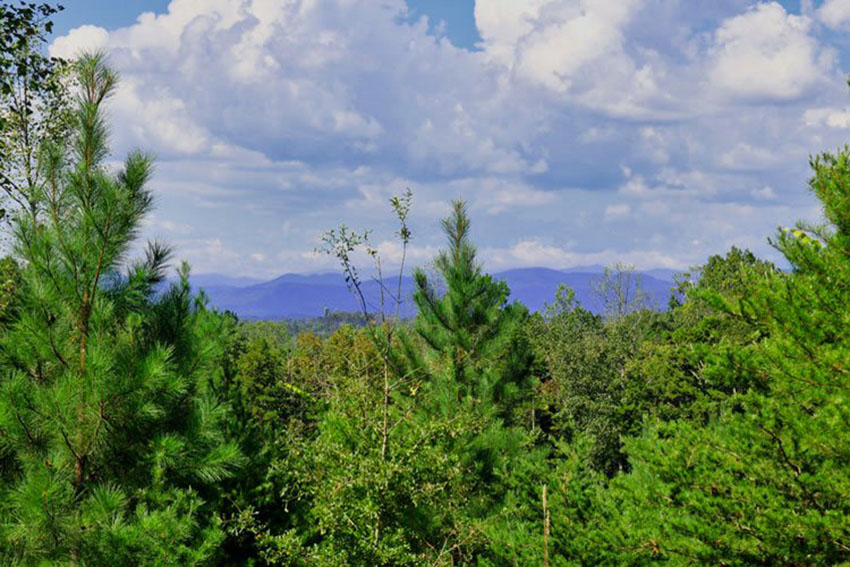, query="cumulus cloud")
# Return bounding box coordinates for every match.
[50,24,109,58]
[804,107,850,129]
[47,0,850,278]
[817,0,850,29]
[708,2,834,101]
[478,0,638,90]
[474,0,671,118]
[52,0,545,178]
